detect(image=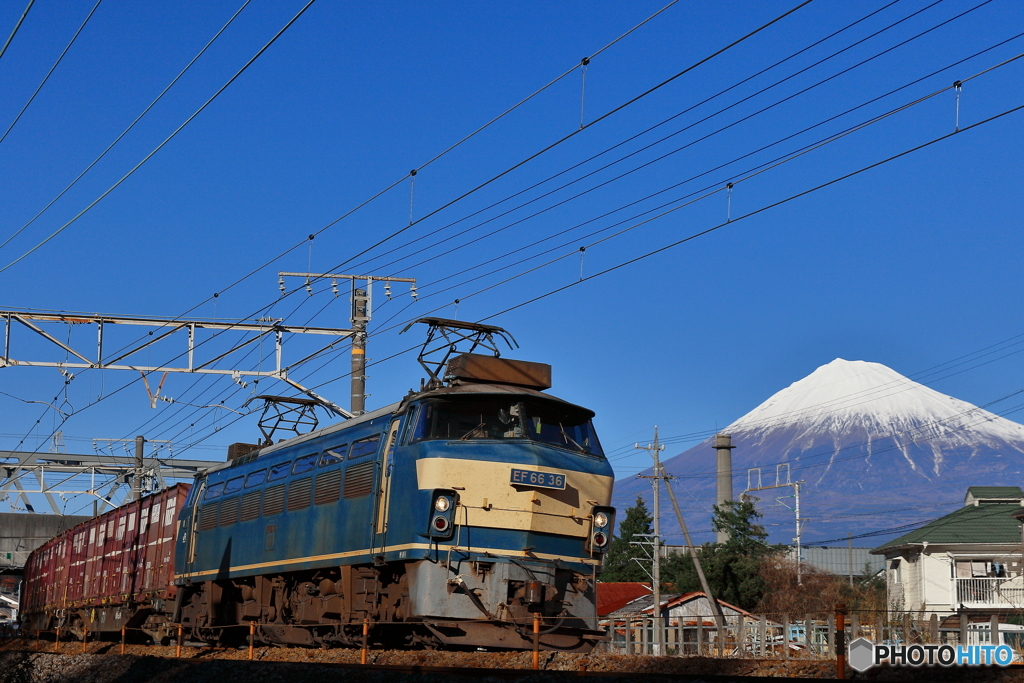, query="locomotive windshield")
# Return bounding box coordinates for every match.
[409,396,604,457]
